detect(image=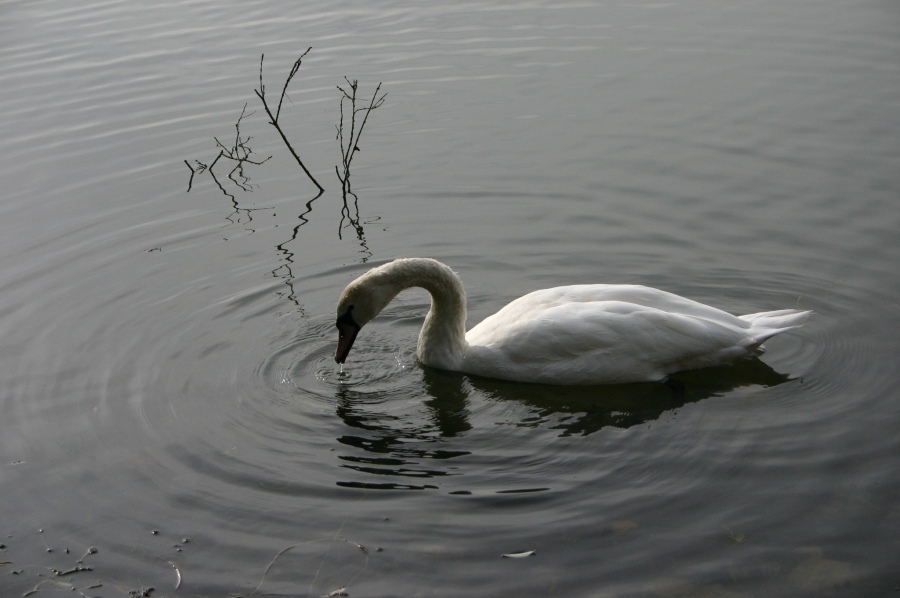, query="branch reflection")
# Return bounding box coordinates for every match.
[337,186,375,263]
